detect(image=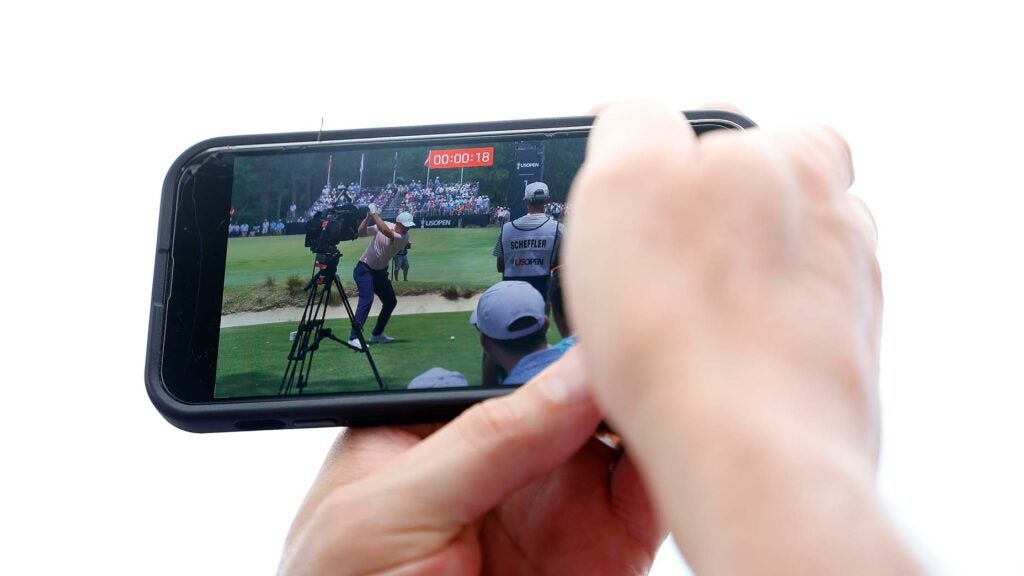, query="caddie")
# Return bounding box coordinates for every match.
[492,181,564,301]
